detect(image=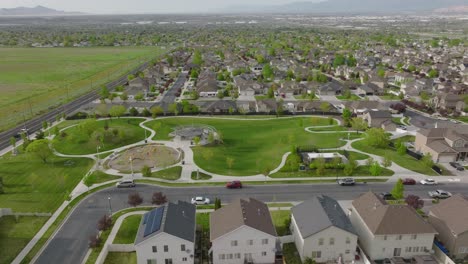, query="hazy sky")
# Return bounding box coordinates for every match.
[0,0,323,13]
